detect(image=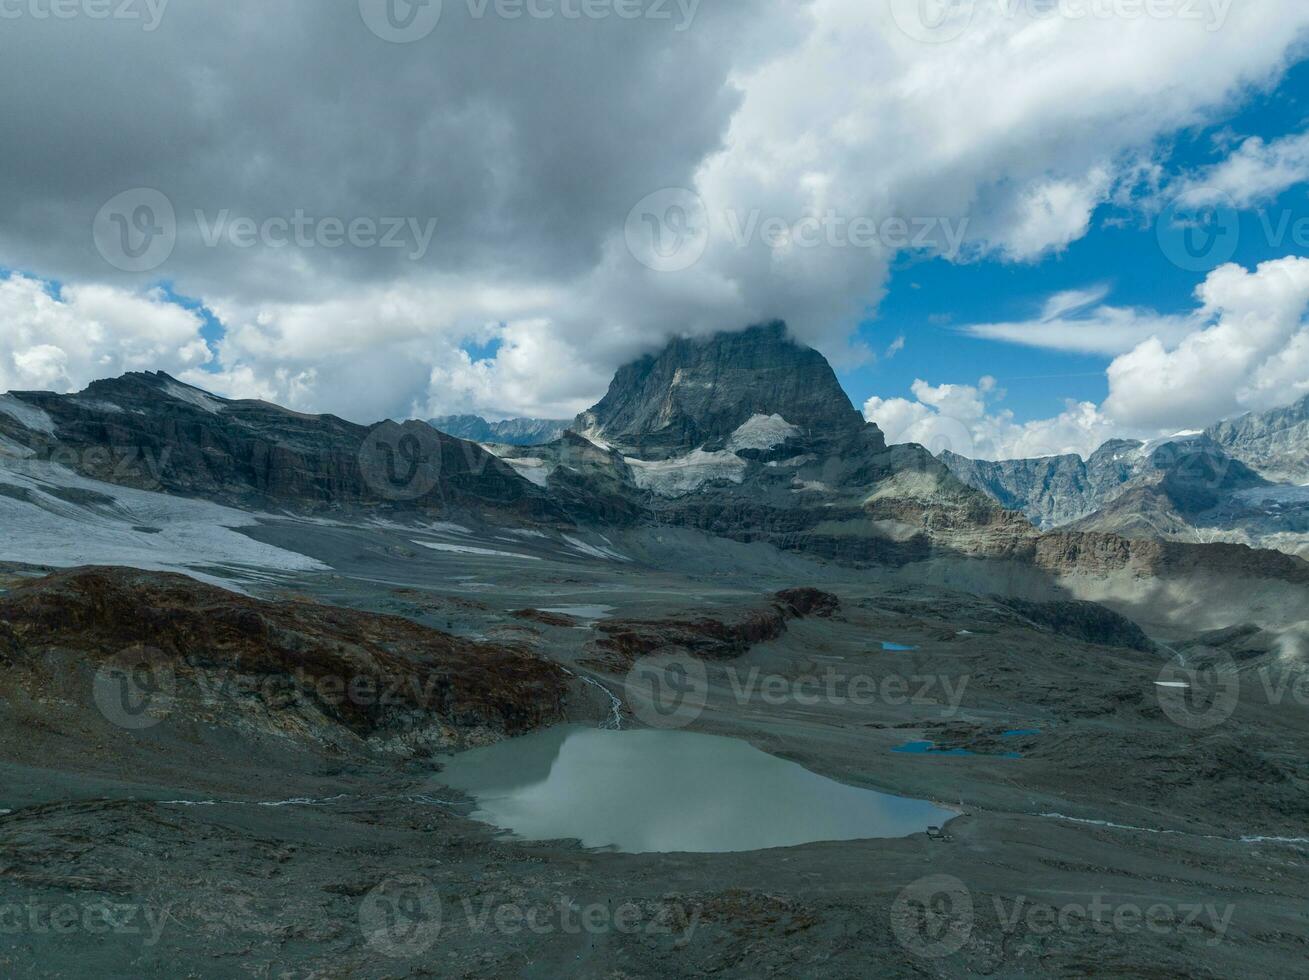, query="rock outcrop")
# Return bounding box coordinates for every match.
[0,566,571,751]
[592,588,840,664]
